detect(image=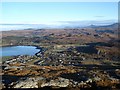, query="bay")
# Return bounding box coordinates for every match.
[0,46,40,57]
